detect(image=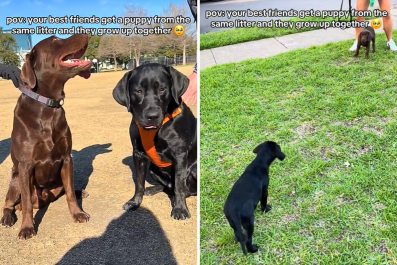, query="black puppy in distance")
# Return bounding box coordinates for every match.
[223,141,285,254]
[355,26,375,59]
